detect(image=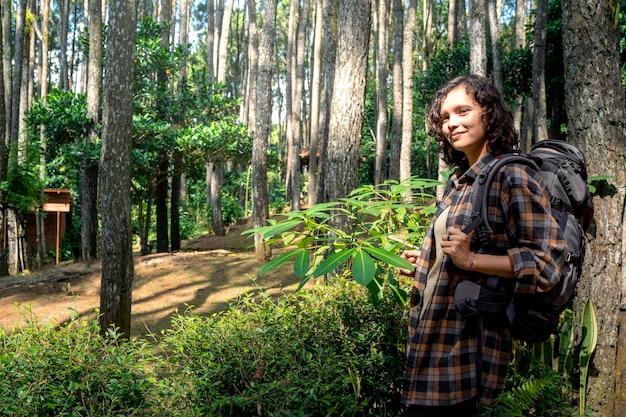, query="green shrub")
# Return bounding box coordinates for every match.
[0,308,164,417]
[164,279,409,416]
